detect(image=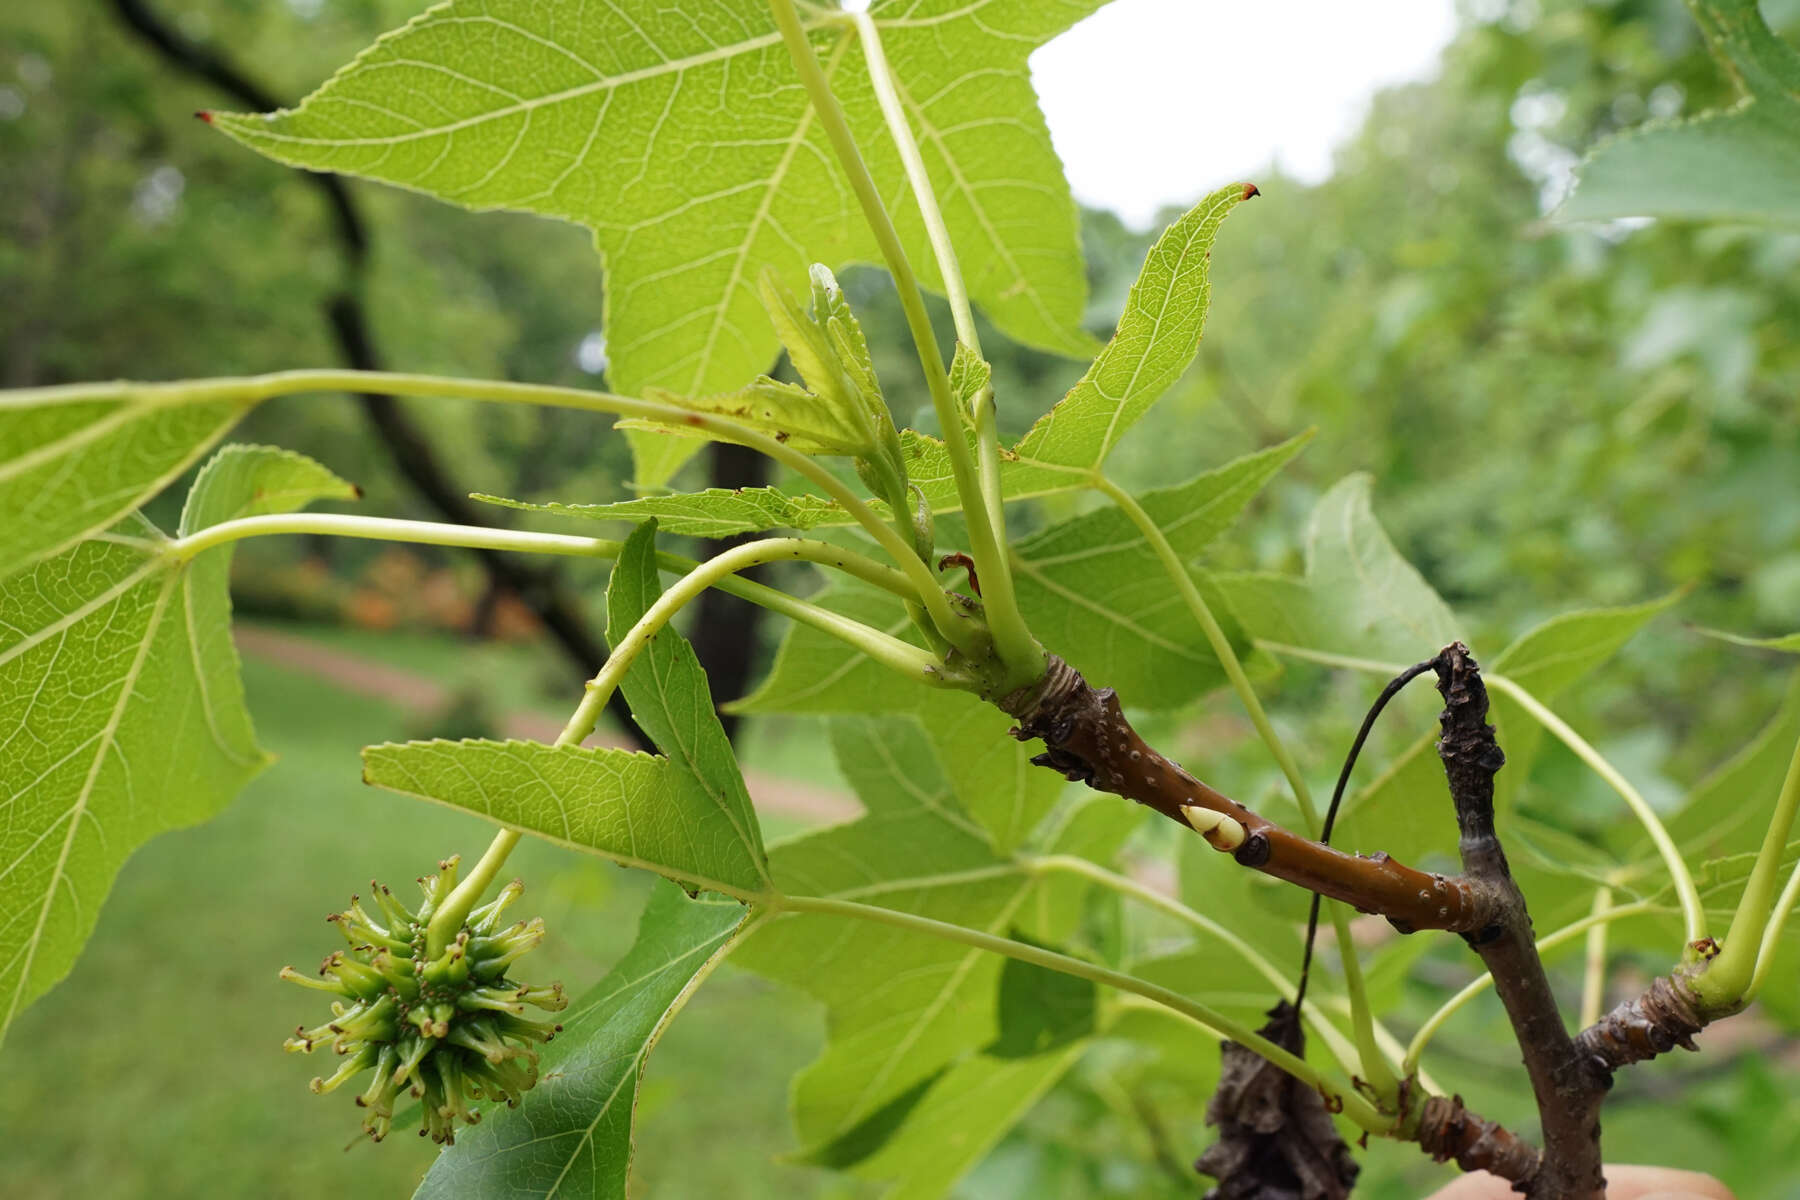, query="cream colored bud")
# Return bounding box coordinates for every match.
[1181,804,1247,851]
